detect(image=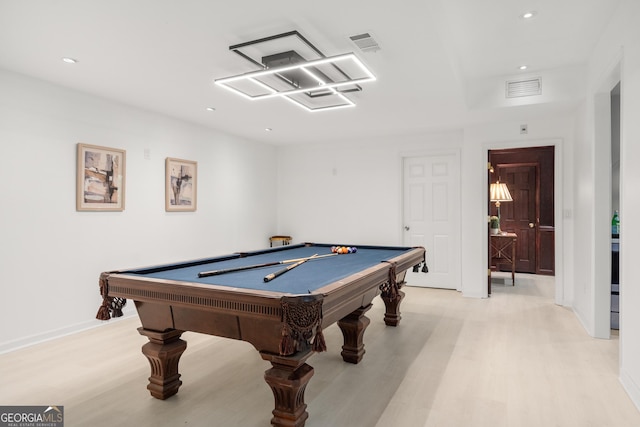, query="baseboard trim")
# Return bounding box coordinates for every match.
[620,368,640,413]
[0,312,136,355]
